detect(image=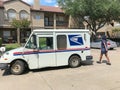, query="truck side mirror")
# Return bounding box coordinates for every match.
[0,47,6,53]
